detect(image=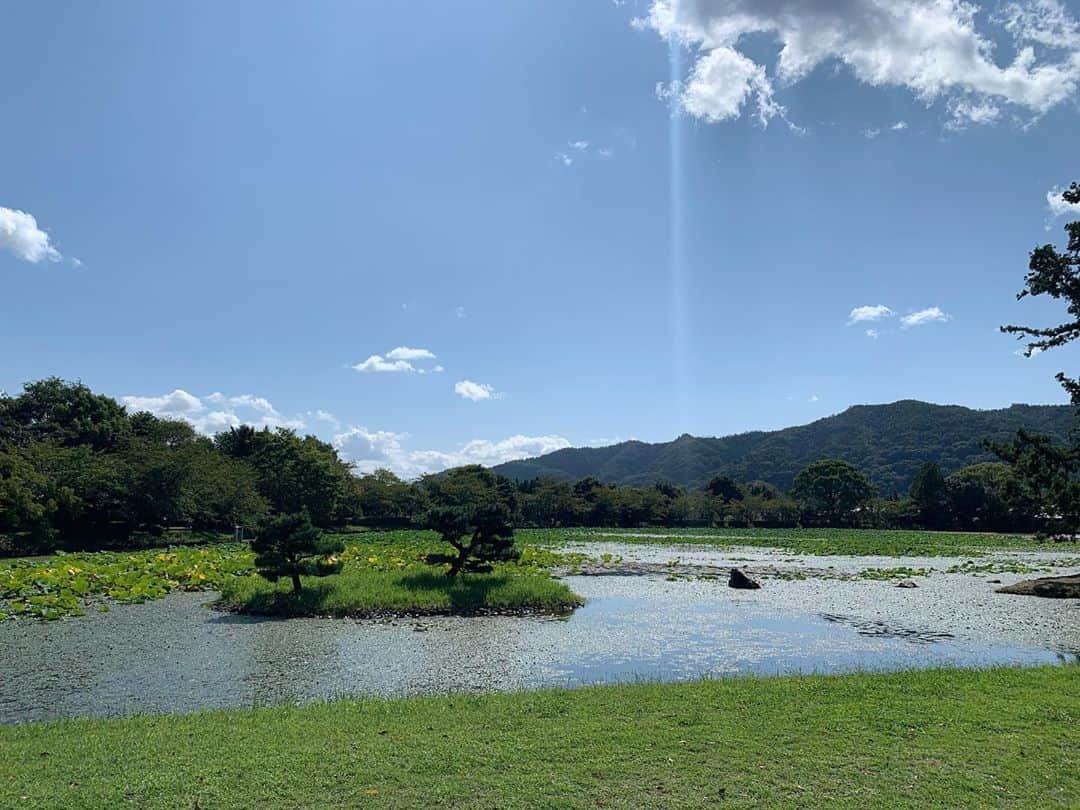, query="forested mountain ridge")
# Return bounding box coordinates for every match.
[492,401,1075,494]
